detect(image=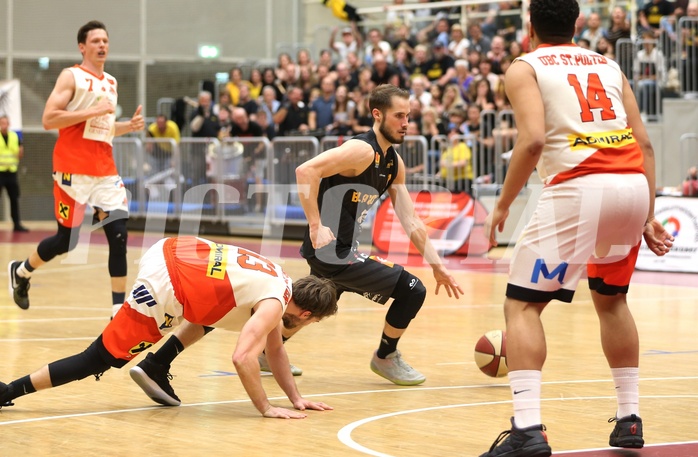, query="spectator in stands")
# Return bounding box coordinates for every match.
[393,45,413,85]
[634,30,666,116]
[639,0,675,37]
[297,48,314,73]
[328,85,355,136]
[231,107,264,139]
[334,61,357,91]
[419,16,451,49]
[468,22,492,54]
[680,2,698,93]
[350,87,373,134]
[297,66,316,103]
[276,53,293,77]
[596,35,616,59]
[248,68,264,101]
[226,67,247,106]
[429,84,445,118]
[448,24,470,59]
[308,76,336,133]
[409,75,432,108]
[255,108,275,139]
[426,41,456,87]
[605,6,632,53]
[573,11,587,43]
[259,85,280,130]
[372,52,401,87]
[389,24,417,56]
[189,90,220,186]
[364,28,392,64]
[217,106,233,141]
[230,107,266,212]
[317,49,334,72]
[467,49,483,76]
[577,37,592,50]
[441,83,467,118]
[0,114,28,233]
[469,78,496,111]
[508,40,524,60]
[146,114,180,174]
[330,25,362,63]
[440,123,473,193]
[409,98,424,129]
[683,166,698,196]
[581,12,605,52]
[385,0,415,36]
[477,58,501,96]
[262,67,285,102]
[409,44,430,80]
[212,91,232,116]
[487,36,509,75]
[357,67,375,94]
[345,51,364,84]
[421,106,446,144]
[402,121,426,182]
[237,84,259,121]
[452,59,475,102]
[274,86,309,136]
[495,2,523,44]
